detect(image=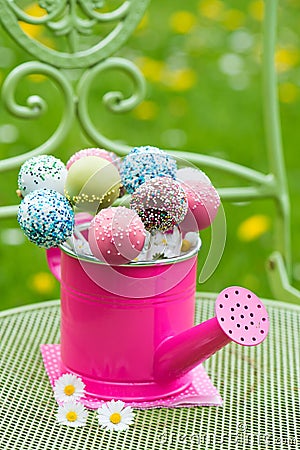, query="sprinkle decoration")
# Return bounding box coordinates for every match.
[179,180,220,232]
[121,146,177,193]
[176,166,212,186]
[64,156,121,214]
[17,189,74,249]
[18,155,67,196]
[66,147,120,171]
[130,177,188,232]
[88,206,146,265]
